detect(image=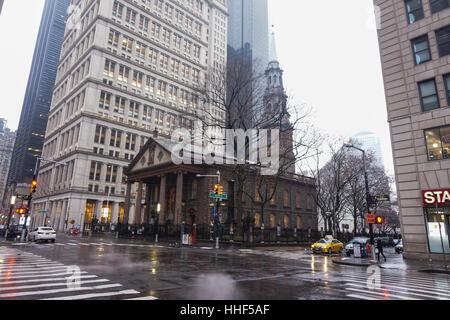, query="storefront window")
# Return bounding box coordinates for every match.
[425,207,450,253]
[425,126,450,161]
